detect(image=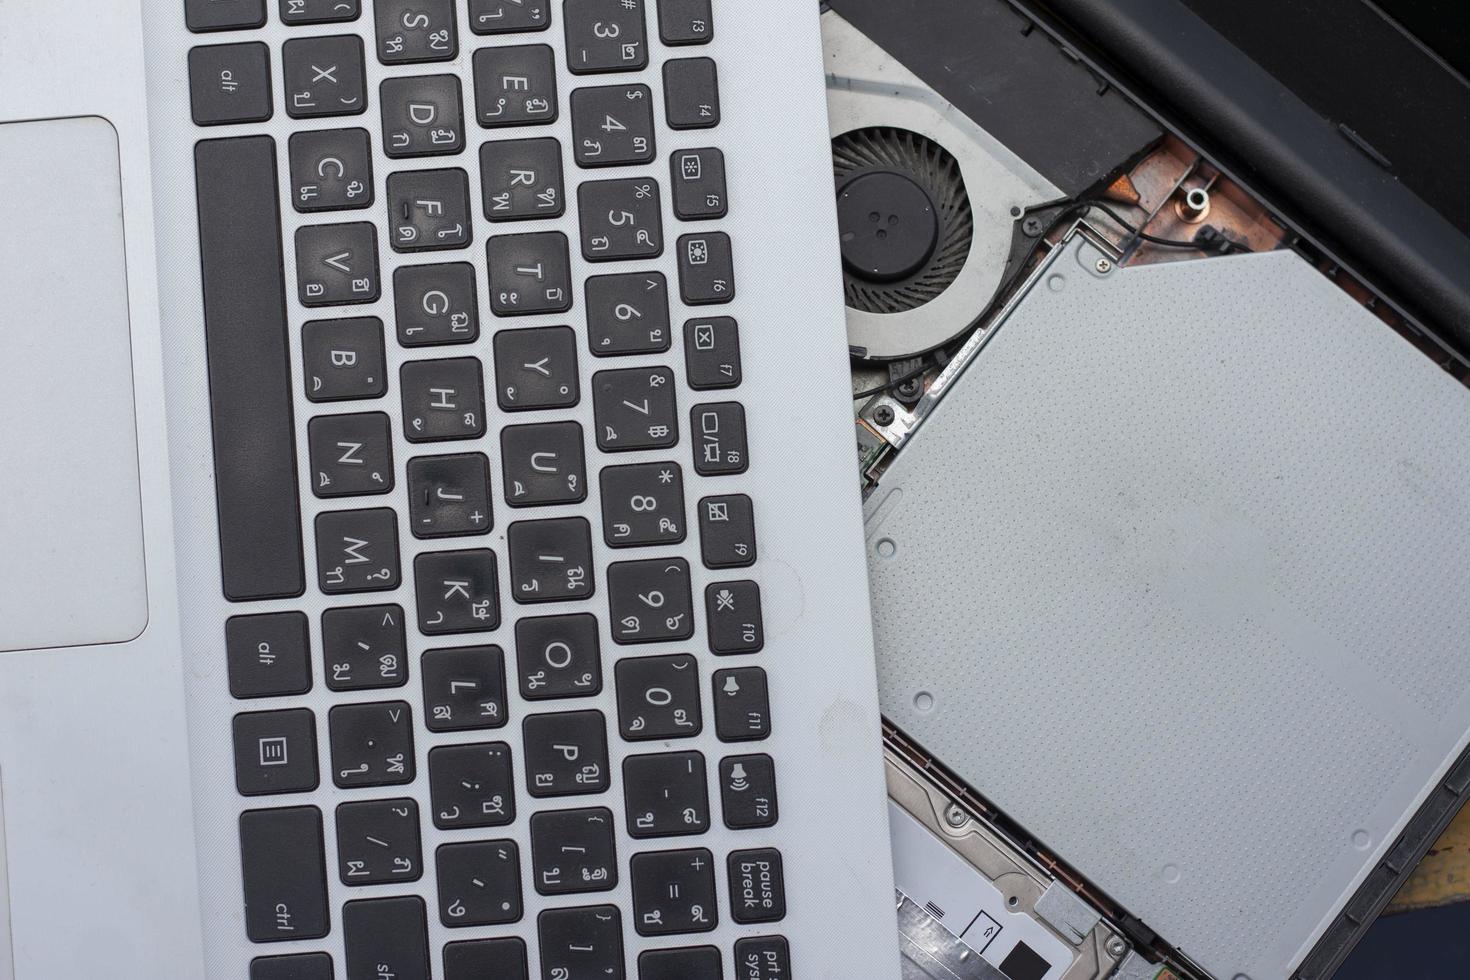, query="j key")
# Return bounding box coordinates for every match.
[407,453,493,538]
[713,667,770,742]
[523,709,609,797]
[698,493,756,568]
[302,317,386,402]
[669,148,727,220]
[233,708,319,795]
[729,849,786,924]
[622,750,709,838]
[734,937,792,980]
[656,0,712,45]
[469,0,549,35]
[400,357,486,441]
[239,806,329,942]
[571,84,655,167]
[443,938,528,980]
[335,798,422,884]
[565,0,648,74]
[615,654,702,740]
[188,43,272,126]
[394,262,479,346]
[296,222,380,306]
[493,326,580,411]
[321,603,409,691]
[227,611,312,699]
[437,840,523,926]
[342,896,430,980]
[280,0,361,26]
[186,0,265,32]
[507,517,595,603]
[662,58,719,129]
[422,645,508,731]
[530,807,618,895]
[579,178,662,261]
[538,906,625,980]
[705,579,764,654]
[290,129,374,212]
[381,75,464,157]
[515,613,602,700]
[586,272,670,356]
[683,316,741,389]
[607,557,694,644]
[387,168,472,252]
[314,508,401,594]
[329,701,415,788]
[676,232,734,304]
[414,548,501,633]
[429,742,516,828]
[251,953,334,980]
[283,36,367,118]
[600,461,686,548]
[472,45,558,127]
[691,402,748,476]
[639,947,721,980]
[308,411,394,497]
[481,138,565,221]
[374,0,457,64]
[486,231,573,315]
[501,421,587,507]
[720,754,778,829]
[593,367,679,452]
[629,848,718,936]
